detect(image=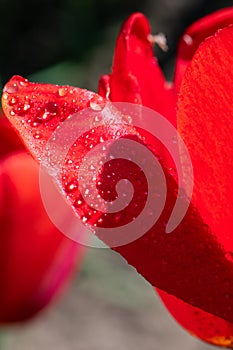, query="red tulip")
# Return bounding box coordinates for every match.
[2,8,233,346]
[98,8,233,348]
[0,115,82,323]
